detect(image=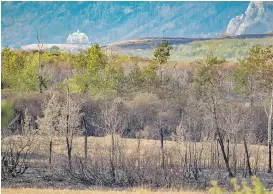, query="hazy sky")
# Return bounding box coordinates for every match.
[2,1,272,47]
